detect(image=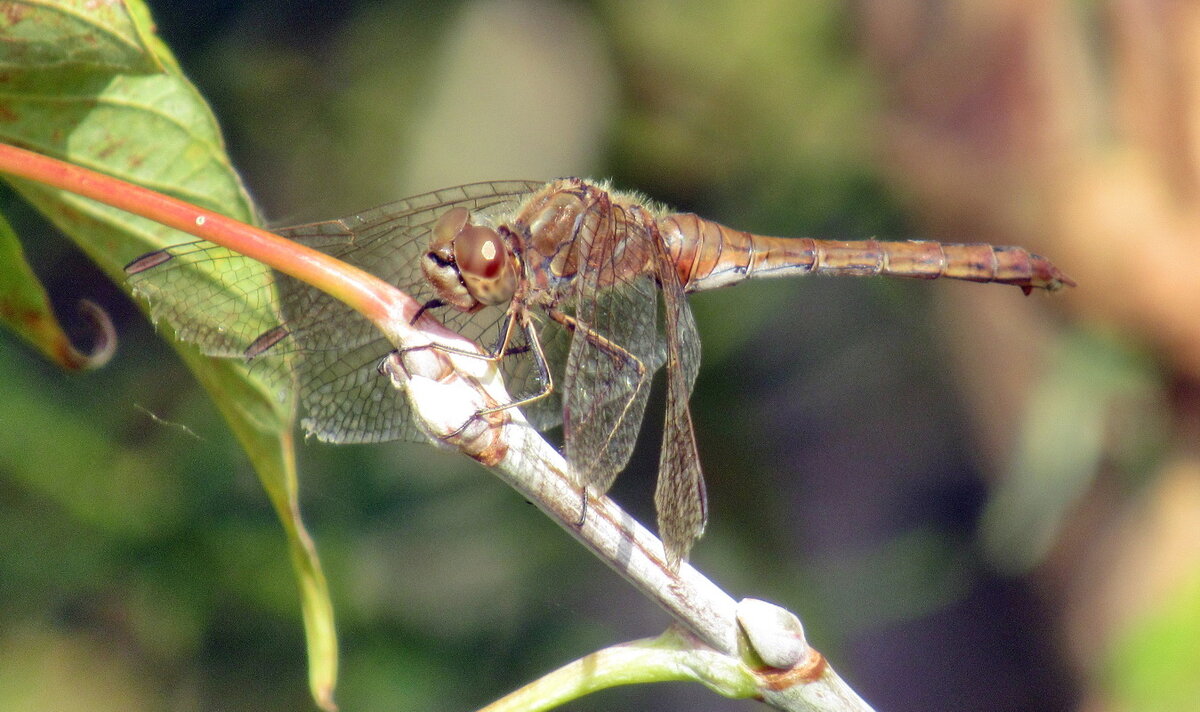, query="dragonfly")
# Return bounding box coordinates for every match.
[126,178,1074,566]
